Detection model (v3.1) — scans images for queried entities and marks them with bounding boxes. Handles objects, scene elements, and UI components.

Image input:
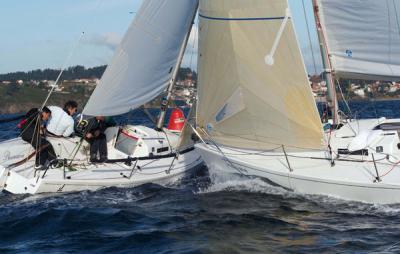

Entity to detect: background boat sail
[0,0,203,195]
[195,0,400,204]
[315,0,400,122]
[317,0,400,81]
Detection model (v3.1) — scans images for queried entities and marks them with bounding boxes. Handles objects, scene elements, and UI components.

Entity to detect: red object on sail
[167,108,185,131]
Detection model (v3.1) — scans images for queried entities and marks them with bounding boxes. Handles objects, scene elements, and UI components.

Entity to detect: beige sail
[197,0,324,151]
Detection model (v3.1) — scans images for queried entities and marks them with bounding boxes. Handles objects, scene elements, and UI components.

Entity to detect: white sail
[83,0,198,116]
[318,0,400,80]
[197,0,324,151]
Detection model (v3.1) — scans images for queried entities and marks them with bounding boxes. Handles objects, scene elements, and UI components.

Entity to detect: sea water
[1,102,400,253]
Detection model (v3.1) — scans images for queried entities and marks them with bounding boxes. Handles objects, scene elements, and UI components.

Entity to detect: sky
[0,0,323,75]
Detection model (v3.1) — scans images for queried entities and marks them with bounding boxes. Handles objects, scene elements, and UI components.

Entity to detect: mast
[312,0,339,124]
[156,6,198,131]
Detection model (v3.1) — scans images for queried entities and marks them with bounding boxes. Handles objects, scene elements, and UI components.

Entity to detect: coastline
[0,102,188,115]
[2,97,399,115]
[350,97,400,102]
[315,96,400,103]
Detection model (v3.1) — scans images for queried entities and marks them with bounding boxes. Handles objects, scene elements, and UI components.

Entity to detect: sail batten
[83,0,198,116]
[197,0,324,151]
[318,0,400,80]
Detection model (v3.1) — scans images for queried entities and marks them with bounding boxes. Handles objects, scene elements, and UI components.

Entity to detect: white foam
[199,166,400,216]
[198,167,292,198]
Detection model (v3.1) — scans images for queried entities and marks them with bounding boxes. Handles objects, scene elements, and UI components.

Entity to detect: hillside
[0,65,197,82]
[0,65,197,114]
[0,84,88,114]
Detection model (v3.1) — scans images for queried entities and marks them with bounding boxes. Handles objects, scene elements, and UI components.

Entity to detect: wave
[200,165,400,217]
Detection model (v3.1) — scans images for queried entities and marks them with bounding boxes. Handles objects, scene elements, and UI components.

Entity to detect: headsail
[197,0,324,151]
[83,0,198,116]
[317,0,400,80]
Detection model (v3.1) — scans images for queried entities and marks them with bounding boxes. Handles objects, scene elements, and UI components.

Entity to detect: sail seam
[198,14,286,21]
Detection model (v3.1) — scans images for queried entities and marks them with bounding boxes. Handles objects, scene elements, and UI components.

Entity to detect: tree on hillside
[0,65,196,82]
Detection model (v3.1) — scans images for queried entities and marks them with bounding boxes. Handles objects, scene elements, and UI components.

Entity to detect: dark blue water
[2,102,400,253]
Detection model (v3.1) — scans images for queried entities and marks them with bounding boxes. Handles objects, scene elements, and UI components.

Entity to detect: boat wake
[1,165,400,253]
[200,165,400,217]
[199,169,287,195]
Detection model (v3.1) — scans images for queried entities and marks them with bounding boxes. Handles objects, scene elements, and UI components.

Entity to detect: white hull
[196,118,400,204]
[0,150,202,195]
[0,125,203,194]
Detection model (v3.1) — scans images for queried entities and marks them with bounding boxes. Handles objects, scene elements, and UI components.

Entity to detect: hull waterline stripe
[198,14,286,21]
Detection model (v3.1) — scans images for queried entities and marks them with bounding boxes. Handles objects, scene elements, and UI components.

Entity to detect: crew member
[85,116,109,162]
[20,107,56,169]
[46,100,78,137]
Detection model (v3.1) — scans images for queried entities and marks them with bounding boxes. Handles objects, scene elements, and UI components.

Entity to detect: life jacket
[17,108,39,129]
[17,119,27,129]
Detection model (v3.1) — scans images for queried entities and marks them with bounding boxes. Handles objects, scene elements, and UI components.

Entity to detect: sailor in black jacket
[85,116,110,162]
[20,107,56,169]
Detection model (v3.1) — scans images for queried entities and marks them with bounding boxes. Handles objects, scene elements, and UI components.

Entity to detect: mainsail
[83,0,198,116]
[317,0,400,80]
[197,0,324,151]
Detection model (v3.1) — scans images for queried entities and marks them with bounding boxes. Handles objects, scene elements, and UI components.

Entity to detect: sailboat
[194,0,400,204]
[0,0,203,194]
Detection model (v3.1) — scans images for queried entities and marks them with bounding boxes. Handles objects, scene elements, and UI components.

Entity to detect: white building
[354,88,365,98]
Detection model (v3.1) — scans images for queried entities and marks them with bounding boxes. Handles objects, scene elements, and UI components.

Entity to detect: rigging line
[34,118,41,165]
[335,79,356,134]
[143,108,157,125]
[40,32,86,110]
[386,0,394,75]
[313,0,338,124]
[302,0,317,75]
[186,121,207,145]
[201,139,390,163]
[367,145,400,162]
[68,118,97,166]
[199,128,246,175]
[220,145,283,155]
[188,19,198,72]
[40,0,104,110]
[335,80,352,116]
[379,160,400,178]
[18,111,40,138]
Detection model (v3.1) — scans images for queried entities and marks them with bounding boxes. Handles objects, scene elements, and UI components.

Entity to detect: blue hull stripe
[198,13,286,21]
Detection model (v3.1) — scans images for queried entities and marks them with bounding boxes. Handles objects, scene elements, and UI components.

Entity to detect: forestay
[318,0,400,80]
[197,0,324,151]
[83,0,198,116]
